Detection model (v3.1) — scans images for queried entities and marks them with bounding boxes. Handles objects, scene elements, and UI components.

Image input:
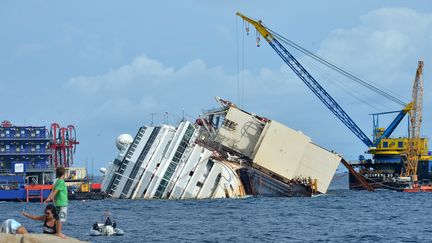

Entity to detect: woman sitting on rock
[22,204,66,239]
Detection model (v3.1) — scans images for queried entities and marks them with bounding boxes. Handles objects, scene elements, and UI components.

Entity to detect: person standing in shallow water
[22,204,66,239]
[44,166,68,223]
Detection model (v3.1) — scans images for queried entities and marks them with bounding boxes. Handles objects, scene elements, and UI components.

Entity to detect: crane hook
[245,22,250,35]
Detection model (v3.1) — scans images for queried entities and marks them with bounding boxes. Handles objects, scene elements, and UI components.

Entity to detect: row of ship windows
[154,125,195,198]
[115,125,195,198]
[0,157,48,161]
[382,141,404,148]
[1,145,43,149]
[0,160,49,164]
[0,145,44,152]
[0,130,41,136]
[121,128,161,196]
[381,141,425,148]
[0,142,47,145]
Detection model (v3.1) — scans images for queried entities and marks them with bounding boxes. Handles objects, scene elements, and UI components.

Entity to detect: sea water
[1,189,432,242]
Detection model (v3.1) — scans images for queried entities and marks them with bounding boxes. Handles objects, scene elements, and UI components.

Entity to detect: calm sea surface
[1,179,432,242]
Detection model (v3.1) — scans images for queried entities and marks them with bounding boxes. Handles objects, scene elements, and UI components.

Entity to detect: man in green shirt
[44,166,68,222]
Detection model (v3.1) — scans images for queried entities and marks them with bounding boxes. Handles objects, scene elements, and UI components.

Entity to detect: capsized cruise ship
[101,97,341,199]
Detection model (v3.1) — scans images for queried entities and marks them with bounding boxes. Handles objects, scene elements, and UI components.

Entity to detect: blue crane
[236,12,410,148]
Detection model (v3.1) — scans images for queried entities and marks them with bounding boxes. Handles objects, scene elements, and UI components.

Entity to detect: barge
[0,121,104,201]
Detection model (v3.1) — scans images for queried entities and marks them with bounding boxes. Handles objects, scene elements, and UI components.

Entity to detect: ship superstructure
[102,121,245,199]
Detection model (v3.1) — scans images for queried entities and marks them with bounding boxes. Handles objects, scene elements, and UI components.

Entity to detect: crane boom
[404,61,424,177]
[237,12,373,147]
[411,61,424,139]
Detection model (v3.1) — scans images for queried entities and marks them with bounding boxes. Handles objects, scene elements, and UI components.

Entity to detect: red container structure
[50,123,79,168]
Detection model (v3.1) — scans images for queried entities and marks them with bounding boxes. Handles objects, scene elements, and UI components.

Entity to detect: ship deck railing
[25,184,53,203]
[0,151,51,155]
[0,137,50,140]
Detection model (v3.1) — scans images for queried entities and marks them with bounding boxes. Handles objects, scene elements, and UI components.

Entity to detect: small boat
[403,182,432,193]
[89,214,124,236]
[89,223,124,236]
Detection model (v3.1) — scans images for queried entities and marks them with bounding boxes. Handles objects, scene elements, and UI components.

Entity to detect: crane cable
[235,18,246,108]
[266,27,407,107]
[296,49,386,111]
[235,17,241,106]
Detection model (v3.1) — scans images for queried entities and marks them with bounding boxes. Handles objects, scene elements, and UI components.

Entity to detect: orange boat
[403,182,432,192]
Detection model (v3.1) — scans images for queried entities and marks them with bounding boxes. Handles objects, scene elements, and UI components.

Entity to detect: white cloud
[64,7,432,163]
[66,54,304,124]
[317,7,432,92]
[300,7,432,153]
[67,55,175,93]
[92,96,159,120]
[67,55,299,96]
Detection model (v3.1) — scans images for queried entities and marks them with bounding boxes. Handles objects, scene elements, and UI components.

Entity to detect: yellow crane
[237,12,431,190]
[402,61,424,180]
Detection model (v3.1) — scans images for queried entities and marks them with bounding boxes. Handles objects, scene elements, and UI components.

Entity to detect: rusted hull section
[238,167,312,197]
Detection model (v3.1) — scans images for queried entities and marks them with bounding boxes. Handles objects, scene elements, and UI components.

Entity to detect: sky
[1,1,432,174]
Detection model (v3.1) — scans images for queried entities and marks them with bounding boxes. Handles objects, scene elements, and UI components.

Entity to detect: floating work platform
[349,160,432,192]
[101,97,341,199]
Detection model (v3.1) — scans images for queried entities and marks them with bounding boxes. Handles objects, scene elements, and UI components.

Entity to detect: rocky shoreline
[0,233,87,243]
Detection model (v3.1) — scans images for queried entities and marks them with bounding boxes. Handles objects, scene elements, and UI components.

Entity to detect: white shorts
[56,206,68,222]
[0,219,21,234]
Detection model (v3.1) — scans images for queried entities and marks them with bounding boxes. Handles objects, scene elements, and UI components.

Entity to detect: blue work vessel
[0,121,54,201]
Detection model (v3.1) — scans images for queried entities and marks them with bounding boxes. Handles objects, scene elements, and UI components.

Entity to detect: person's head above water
[44,204,59,221]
